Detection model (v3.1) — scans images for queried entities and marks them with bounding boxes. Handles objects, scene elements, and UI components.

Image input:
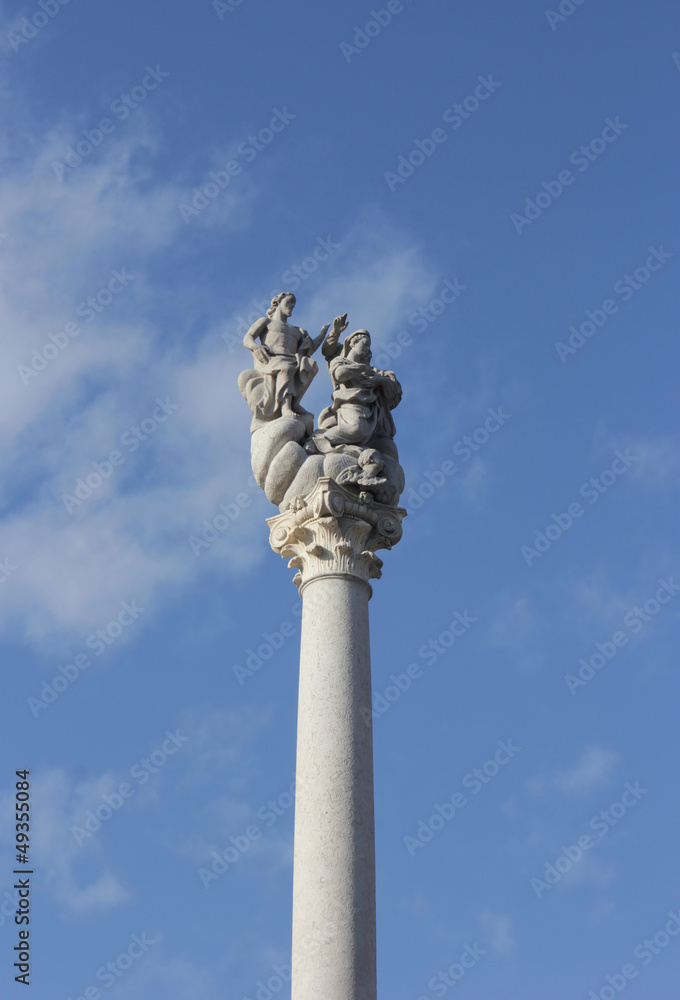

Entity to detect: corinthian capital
[266,478,406,591]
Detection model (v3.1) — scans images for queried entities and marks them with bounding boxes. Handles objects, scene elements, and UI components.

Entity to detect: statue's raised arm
[320,313,349,361]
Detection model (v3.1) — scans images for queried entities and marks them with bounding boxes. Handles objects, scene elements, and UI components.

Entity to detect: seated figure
[311,329,402,453]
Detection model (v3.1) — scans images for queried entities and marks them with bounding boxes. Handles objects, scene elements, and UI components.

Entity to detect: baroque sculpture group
[238,292,405,512]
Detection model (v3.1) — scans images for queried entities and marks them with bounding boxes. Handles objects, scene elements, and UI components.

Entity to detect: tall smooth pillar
[267,479,405,1000]
[293,573,375,999]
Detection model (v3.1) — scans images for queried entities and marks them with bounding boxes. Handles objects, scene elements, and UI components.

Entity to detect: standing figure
[240,293,347,422]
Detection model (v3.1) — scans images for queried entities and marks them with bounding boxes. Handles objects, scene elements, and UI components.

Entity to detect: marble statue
[311,328,401,449]
[239,294,404,510]
[239,292,347,431]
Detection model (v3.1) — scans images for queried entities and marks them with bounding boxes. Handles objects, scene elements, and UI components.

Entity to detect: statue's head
[268,292,296,318]
[343,330,371,363]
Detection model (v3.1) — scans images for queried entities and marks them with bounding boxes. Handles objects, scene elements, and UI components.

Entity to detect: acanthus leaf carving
[266,478,405,590]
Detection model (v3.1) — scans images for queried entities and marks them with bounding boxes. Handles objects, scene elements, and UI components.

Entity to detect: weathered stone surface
[250,415,307,490]
[266,477,405,1000]
[239,295,405,511]
[379,453,405,503]
[239,292,335,422]
[322,450,358,482]
[369,435,399,461]
[292,573,376,999]
[312,329,402,454]
[280,454,325,511]
[267,478,405,590]
[264,441,308,506]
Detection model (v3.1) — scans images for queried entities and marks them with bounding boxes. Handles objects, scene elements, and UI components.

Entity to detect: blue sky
[1,0,679,997]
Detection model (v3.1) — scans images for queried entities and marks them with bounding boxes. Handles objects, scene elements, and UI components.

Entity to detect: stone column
[267,479,405,1000]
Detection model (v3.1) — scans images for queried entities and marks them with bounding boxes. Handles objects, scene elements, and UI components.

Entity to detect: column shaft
[291,574,377,1000]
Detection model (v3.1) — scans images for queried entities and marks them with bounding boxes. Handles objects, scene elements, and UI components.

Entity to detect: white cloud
[0,705,275,916]
[179,706,272,788]
[0,91,441,655]
[483,591,543,672]
[17,768,131,916]
[587,900,617,922]
[526,747,620,799]
[157,706,296,876]
[566,571,642,628]
[553,748,620,796]
[591,425,680,495]
[458,456,491,507]
[557,851,615,891]
[96,951,218,1000]
[479,910,516,957]
[487,594,537,645]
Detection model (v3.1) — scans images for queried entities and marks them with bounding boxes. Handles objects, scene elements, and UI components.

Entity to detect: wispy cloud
[18,769,130,916]
[591,424,680,495]
[553,748,620,796]
[0,97,439,650]
[479,910,516,957]
[482,590,543,672]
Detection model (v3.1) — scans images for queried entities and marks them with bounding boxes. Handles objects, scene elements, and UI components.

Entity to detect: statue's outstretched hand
[331,313,349,338]
[321,314,348,359]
